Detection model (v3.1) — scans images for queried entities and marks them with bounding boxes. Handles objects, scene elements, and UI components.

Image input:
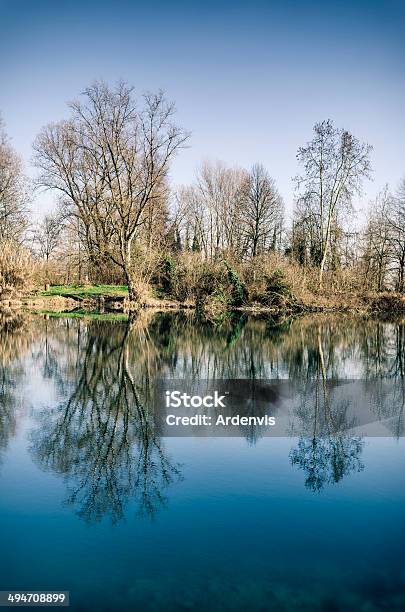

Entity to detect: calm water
[0,311,405,611]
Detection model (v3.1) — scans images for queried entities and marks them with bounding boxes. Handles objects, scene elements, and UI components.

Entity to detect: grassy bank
[40,284,128,298]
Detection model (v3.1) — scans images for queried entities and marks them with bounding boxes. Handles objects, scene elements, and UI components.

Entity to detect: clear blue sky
[1,0,404,219]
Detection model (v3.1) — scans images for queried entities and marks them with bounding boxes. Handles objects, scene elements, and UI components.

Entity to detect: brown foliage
[0,241,35,297]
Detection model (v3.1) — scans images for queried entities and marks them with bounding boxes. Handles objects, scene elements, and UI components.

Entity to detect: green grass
[40,284,128,298]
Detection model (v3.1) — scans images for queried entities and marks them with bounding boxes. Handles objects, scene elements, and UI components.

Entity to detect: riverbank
[2,284,403,318]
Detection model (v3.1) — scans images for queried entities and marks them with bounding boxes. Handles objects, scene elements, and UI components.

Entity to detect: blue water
[0,313,405,610]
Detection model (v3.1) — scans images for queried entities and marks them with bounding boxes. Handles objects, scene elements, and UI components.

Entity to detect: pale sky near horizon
[1,0,404,223]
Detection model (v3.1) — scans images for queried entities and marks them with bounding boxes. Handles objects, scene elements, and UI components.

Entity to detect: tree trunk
[398,255,405,293]
[319,212,333,288]
[377,258,383,292]
[123,240,139,305]
[319,250,327,287]
[126,271,139,303]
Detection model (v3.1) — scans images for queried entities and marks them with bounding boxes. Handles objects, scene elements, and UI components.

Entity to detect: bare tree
[0,116,29,243]
[33,82,189,302]
[295,120,372,286]
[362,187,392,291]
[362,178,405,293]
[174,162,283,261]
[239,163,283,257]
[175,161,247,259]
[386,177,405,292]
[34,211,64,262]
[195,161,247,259]
[173,185,205,253]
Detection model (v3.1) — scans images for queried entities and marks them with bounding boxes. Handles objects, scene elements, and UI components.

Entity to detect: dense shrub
[159,256,178,295]
[224,262,248,306]
[263,269,293,305]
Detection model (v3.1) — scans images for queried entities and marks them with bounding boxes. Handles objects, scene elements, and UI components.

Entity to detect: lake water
[0,311,404,611]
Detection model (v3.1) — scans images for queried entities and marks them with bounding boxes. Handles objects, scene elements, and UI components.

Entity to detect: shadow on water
[2,310,405,521]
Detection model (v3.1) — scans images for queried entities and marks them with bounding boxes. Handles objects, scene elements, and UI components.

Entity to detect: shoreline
[2,291,405,319]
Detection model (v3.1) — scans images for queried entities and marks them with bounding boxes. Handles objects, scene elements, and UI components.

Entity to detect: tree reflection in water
[288,328,365,491]
[30,314,182,523]
[0,310,33,467]
[3,310,405,519]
